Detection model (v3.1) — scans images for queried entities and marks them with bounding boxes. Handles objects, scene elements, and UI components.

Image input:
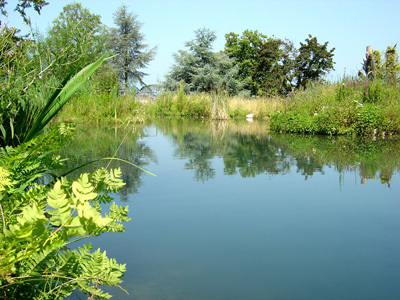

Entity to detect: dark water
[64,120,400,300]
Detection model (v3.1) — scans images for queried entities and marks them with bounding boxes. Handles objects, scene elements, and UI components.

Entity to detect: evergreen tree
[108,5,156,89]
[164,28,241,94]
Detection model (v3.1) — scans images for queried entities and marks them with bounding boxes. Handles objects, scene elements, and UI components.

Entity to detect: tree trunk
[364,45,376,80]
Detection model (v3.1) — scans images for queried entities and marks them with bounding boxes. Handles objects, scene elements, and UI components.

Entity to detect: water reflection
[62,120,400,300]
[59,120,400,193]
[158,119,400,186]
[57,125,157,201]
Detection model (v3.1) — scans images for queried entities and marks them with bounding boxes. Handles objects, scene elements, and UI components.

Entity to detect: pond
[63,119,400,300]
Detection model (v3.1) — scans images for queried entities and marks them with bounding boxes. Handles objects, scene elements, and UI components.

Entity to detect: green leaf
[23,52,111,143]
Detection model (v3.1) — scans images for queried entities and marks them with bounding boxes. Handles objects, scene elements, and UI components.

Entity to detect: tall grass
[58,91,284,123]
[229,96,284,119]
[270,78,400,135]
[57,90,148,124]
[145,91,211,118]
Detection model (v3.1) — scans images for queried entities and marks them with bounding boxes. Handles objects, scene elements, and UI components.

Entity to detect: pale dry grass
[229,96,284,118]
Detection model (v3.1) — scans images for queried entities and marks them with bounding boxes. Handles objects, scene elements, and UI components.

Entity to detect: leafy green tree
[46,3,107,79]
[294,34,335,89]
[0,0,48,25]
[224,30,267,95]
[108,5,156,89]
[165,27,241,94]
[254,37,297,95]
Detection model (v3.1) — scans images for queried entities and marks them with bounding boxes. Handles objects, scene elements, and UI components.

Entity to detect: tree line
[2,1,337,97]
[3,1,398,99]
[165,28,336,96]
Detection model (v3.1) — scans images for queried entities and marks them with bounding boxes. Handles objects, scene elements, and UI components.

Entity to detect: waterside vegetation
[1,0,399,299]
[56,75,400,136]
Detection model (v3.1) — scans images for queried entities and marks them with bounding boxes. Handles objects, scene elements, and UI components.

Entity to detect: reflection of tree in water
[56,125,157,201]
[180,133,216,183]
[159,120,293,181]
[158,120,400,186]
[223,134,292,177]
[270,133,400,186]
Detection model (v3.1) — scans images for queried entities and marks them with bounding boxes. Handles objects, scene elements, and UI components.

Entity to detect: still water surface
[65,120,400,300]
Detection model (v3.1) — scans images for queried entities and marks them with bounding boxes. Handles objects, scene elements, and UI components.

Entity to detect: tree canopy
[225,31,335,95]
[45,3,107,79]
[294,34,335,89]
[108,5,156,89]
[224,30,267,95]
[164,27,241,94]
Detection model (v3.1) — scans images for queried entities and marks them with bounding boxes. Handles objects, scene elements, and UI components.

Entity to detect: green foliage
[108,5,156,88]
[224,30,267,95]
[254,37,297,96]
[148,91,211,118]
[91,61,120,93]
[26,52,112,142]
[355,105,386,135]
[270,78,400,136]
[58,90,148,124]
[294,34,335,89]
[0,33,111,147]
[164,28,241,95]
[360,45,399,83]
[383,45,399,82]
[229,107,250,119]
[0,24,59,147]
[362,78,385,103]
[0,126,130,299]
[224,31,334,95]
[270,110,317,134]
[46,3,108,80]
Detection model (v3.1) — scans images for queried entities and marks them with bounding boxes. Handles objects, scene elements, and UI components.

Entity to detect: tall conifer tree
[108,5,156,89]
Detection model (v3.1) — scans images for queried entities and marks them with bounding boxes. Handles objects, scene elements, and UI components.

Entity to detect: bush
[355,105,387,135]
[270,110,317,134]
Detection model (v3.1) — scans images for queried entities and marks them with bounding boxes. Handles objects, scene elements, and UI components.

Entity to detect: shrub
[355,105,387,135]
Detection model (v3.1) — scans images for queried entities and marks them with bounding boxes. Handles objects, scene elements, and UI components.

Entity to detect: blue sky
[4,0,400,85]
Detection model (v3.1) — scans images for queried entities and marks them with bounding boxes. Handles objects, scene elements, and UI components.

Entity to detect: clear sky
[4,0,400,85]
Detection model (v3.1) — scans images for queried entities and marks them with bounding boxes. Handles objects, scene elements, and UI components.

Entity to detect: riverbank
[56,78,400,136]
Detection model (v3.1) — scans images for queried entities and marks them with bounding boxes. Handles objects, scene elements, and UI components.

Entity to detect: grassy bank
[56,78,400,136]
[56,90,284,123]
[270,78,400,135]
